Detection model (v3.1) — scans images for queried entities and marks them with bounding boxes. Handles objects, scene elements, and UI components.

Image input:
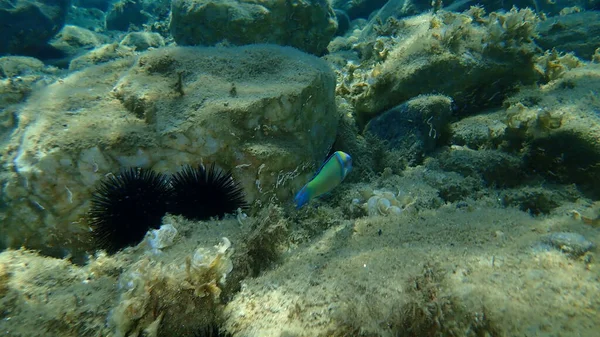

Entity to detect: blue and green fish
[294,151,352,208]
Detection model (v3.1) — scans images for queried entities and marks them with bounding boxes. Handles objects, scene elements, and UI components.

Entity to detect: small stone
[545,232,594,257]
[120,32,165,51]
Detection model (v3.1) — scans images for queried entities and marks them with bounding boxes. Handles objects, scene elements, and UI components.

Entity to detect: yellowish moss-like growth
[330,263,501,337]
[110,238,235,337]
[0,261,9,297]
[593,48,600,63]
[506,102,563,137]
[184,238,234,299]
[335,6,542,121]
[535,48,582,83]
[394,264,500,337]
[241,204,288,276]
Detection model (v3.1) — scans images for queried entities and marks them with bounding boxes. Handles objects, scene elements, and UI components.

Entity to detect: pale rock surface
[0,44,337,257]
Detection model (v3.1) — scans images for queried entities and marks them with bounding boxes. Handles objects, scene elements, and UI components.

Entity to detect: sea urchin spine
[168,164,247,221]
[88,168,172,254]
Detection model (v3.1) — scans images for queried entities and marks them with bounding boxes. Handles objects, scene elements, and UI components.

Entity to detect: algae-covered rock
[105,0,147,31]
[536,11,600,61]
[449,109,508,149]
[65,6,106,32]
[335,8,540,124]
[0,249,117,336]
[48,25,110,67]
[68,42,136,70]
[0,56,45,78]
[120,32,165,51]
[365,94,454,165]
[0,212,253,337]
[0,0,70,55]
[170,0,338,56]
[504,62,600,195]
[0,56,57,108]
[0,44,337,257]
[544,232,595,257]
[0,56,57,147]
[51,25,109,52]
[433,147,525,188]
[500,185,580,215]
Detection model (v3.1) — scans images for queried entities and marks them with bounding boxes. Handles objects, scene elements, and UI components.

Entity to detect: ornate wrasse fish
[294,151,353,209]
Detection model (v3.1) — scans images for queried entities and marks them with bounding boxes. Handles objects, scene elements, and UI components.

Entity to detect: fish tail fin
[294,185,311,209]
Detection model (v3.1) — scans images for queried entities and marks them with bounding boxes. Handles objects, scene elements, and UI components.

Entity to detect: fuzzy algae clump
[110,237,234,337]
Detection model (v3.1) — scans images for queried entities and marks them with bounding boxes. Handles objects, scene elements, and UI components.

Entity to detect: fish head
[335,151,353,177]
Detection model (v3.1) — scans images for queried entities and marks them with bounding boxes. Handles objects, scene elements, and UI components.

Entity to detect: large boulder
[0,44,337,257]
[170,0,338,56]
[0,0,70,55]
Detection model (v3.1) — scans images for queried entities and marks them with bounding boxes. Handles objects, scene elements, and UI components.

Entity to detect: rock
[536,12,600,61]
[105,0,147,31]
[69,43,136,71]
[334,9,350,36]
[329,0,388,20]
[66,6,106,32]
[52,25,108,51]
[422,170,483,203]
[0,0,70,55]
[545,232,594,257]
[48,25,110,67]
[0,45,337,257]
[433,147,525,188]
[503,62,600,194]
[354,0,434,40]
[0,56,45,78]
[365,94,454,165]
[449,110,507,149]
[337,9,540,123]
[500,186,579,215]
[170,0,338,56]
[0,56,57,108]
[120,32,165,51]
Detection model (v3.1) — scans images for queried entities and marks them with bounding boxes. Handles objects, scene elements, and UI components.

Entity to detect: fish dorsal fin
[312,151,345,179]
[312,152,334,177]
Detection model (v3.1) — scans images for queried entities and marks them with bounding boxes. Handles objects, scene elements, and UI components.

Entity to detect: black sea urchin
[168,164,247,220]
[89,168,171,254]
